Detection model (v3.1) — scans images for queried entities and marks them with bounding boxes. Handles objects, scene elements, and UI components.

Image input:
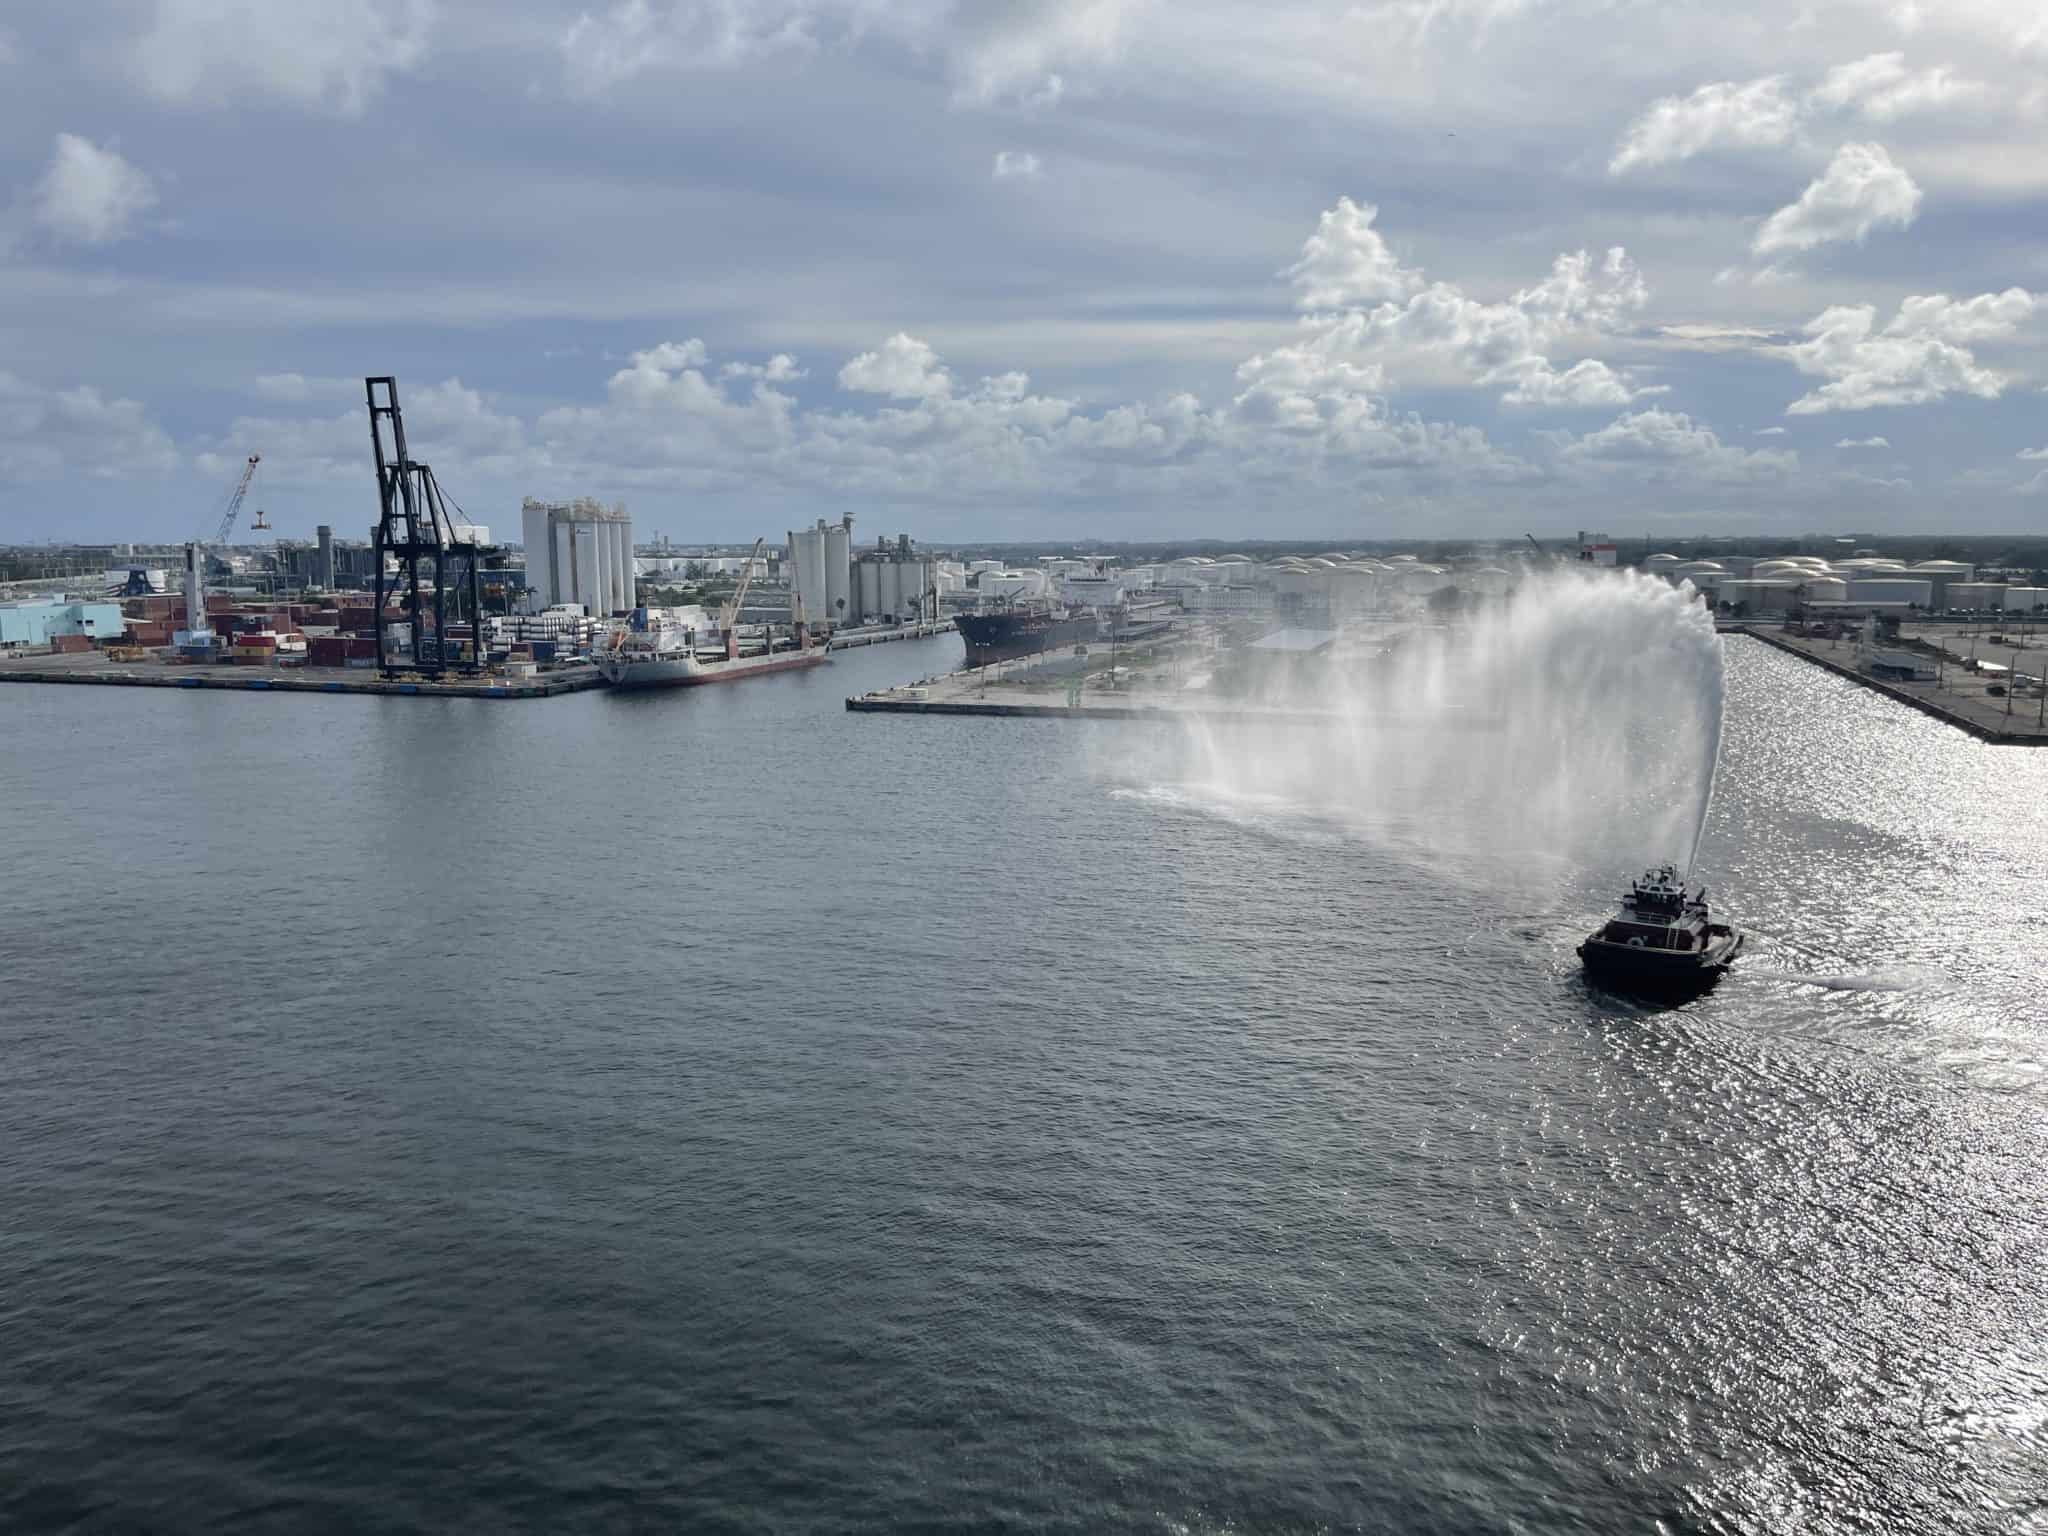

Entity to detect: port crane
[366,377,485,678]
[718,538,766,660]
[177,453,261,649]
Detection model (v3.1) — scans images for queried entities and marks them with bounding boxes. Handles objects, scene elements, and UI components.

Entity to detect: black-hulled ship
[1579,865,1743,992]
[953,600,1099,666]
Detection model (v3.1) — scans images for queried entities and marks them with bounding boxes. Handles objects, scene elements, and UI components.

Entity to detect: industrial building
[787,515,855,629]
[853,535,935,625]
[0,598,128,648]
[521,498,634,617]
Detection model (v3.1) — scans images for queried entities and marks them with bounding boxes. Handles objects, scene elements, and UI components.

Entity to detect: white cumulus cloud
[1283,197,1423,309]
[1609,76,1802,173]
[1251,202,1653,409]
[1809,52,1978,122]
[1561,409,1798,481]
[1784,288,2037,414]
[838,333,954,399]
[992,150,1043,180]
[2017,446,2048,460]
[1752,142,1921,256]
[32,134,157,247]
[1835,435,1890,447]
[1609,54,1985,176]
[128,0,433,114]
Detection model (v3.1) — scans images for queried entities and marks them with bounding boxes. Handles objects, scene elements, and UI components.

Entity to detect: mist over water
[1143,569,1726,892]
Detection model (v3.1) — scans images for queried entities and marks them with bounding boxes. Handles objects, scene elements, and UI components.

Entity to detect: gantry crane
[366,377,484,677]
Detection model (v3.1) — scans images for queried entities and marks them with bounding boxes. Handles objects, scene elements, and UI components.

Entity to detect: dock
[0,619,953,700]
[1738,626,2048,744]
[846,656,1495,728]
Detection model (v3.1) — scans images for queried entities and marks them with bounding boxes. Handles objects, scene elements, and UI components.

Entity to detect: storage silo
[2003,587,2048,613]
[610,516,634,611]
[787,521,829,627]
[1804,577,1849,604]
[855,559,881,624]
[825,515,853,626]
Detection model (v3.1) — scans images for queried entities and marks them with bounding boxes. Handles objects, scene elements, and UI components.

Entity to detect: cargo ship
[954,600,1099,665]
[596,606,828,689]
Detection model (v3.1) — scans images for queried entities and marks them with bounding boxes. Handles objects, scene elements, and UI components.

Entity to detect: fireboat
[1579,865,1743,992]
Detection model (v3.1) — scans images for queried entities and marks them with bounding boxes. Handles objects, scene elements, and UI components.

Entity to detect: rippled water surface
[2,635,2044,1532]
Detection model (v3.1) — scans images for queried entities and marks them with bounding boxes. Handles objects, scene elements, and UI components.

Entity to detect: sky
[2,0,2046,545]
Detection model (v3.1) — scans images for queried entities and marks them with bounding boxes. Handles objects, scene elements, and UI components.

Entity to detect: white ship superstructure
[595,605,828,689]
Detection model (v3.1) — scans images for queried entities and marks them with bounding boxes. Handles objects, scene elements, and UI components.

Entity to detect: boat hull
[953,610,1098,666]
[1579,924,1744,993]
[596,648,830,689]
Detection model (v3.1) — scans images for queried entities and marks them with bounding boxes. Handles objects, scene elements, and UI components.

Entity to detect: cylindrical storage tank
[825,519,852,625]
[856,561,880,624]
[554,522,576,608]
[1803,577,1849,603]
[612,519,633,612]
[591,518,613,615]
[572,524,600,615]
[1752,560,1809,580]
[1846,578,1934,607]
[1644,553,1681,571]
[2003,587,2048,613]
[1947,582,2006,611]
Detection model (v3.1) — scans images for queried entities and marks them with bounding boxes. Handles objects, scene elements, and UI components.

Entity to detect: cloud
[562,0,818,92]
[1560,408,1798,482]
[32,134,157,247]
[0,371,178,481]
[1809,52,1978,122]
[1835,435,1889,448]
[1755,426,1788,435]
[127,0,433,114]
[1609,76,1802,173]
[1252,202,1654,408]
[204,377,525,486]
[721,354,806,382]
[558,0,1145,104]
[1608,53,1986,176]
[1784,288,2038,414]
[992,150,1043,180]
[839,333,954,399]
[1752,142,1921,256]
[2018,446,2048,460]
[1284,197,1423,310]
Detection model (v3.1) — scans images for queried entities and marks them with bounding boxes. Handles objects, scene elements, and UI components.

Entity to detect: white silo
[825,515,853,626]
[610,516,633,611]
[855,559,881,624]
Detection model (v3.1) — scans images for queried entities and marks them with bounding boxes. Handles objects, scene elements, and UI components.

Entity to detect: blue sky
[2,0,2045,543]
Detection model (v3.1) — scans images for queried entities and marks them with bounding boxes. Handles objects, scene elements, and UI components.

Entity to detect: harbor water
[2,635,2044,1532]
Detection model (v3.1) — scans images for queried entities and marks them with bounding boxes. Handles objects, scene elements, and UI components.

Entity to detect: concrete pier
[1739,626,2048,744]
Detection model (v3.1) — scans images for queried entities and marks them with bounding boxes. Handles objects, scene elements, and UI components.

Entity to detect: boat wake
[1741,966,1945,994]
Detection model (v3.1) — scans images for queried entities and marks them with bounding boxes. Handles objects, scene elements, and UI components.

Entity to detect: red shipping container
[52,634,94,654]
